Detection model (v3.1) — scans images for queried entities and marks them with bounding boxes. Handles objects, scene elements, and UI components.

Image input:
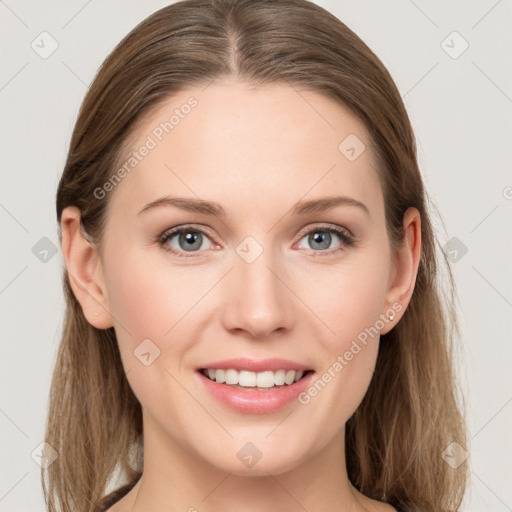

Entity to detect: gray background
[1,0,511,510]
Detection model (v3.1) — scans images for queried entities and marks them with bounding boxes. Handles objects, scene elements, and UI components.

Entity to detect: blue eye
[296,226,354,253]
[159,226,214,257]
[158,224,355,258]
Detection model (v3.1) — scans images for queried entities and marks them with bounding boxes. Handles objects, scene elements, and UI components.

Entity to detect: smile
[200,368,312,390]
[195,358,315,413]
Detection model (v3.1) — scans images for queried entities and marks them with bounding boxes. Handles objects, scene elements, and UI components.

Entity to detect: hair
[45,0,468,510]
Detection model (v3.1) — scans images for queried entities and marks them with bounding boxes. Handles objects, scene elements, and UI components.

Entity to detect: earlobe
[60,206,114,329]
[380,207,422,335]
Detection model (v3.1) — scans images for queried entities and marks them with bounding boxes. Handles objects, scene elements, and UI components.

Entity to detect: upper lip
[197,358,313,373]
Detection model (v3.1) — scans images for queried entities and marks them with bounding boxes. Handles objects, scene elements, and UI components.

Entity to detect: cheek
[300,254,390,352]
[104,246,208,342]
[102,247,208,410]
[294,251,390,418]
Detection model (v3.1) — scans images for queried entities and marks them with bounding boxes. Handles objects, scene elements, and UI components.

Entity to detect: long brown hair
[46,0,468,510]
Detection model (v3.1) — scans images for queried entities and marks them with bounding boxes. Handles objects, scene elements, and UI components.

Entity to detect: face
[93,79,402,475]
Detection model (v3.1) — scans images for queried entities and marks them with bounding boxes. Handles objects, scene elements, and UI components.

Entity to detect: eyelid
[159,223,217,242]
[295,222,354,241]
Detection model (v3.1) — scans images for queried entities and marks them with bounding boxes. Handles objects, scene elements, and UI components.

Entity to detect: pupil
[180,231,202,251]
[310,231,331,250]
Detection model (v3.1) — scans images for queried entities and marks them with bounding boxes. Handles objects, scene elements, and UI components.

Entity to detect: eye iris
[309,231,331,250]
[179,231,202,251]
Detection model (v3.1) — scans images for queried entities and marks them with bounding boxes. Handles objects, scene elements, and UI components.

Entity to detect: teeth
[256,371,274,388]
[202,368,307,387]
[239,370,256,387]
[274,369,286,385]
[225,369,238,385]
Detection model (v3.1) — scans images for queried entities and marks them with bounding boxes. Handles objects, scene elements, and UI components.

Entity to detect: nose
[221,247,295,340]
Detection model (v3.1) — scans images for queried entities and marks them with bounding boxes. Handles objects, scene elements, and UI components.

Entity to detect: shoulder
[369,502,399,512]
[355,493,399,512]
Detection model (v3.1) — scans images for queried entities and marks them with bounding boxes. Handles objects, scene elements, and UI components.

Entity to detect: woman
[43,0,468,510]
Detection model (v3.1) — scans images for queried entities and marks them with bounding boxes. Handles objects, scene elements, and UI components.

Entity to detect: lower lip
[197,370,315,414]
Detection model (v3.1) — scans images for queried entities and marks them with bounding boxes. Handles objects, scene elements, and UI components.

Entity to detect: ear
[380,206,422,335]
[60,206,114,329]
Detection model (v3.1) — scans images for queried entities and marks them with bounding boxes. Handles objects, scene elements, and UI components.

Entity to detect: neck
[125,411,369,512]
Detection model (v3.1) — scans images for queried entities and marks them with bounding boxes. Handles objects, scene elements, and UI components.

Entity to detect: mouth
[198,367,315,391]
[195,357,316,413]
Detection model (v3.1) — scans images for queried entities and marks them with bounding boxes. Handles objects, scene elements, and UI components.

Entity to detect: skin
[60,78,421,512]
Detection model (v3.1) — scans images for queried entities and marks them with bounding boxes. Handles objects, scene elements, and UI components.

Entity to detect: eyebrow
[137,195,370,217]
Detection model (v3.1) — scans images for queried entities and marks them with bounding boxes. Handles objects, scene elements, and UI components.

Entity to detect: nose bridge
[222,235,294,338]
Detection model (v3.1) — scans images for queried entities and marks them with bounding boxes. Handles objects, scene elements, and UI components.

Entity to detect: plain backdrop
[1,1,511,510]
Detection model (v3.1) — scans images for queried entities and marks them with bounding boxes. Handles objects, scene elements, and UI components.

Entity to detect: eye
[158,223,355,259]
[295,224,355,254]
[159,225,216,258]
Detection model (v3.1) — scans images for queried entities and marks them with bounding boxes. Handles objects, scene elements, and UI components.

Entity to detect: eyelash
[157,223,356,259]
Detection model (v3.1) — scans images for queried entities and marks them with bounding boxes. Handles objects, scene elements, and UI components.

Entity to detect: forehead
[108,80,383,220]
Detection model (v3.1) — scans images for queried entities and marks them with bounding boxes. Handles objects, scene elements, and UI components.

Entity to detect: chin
[198,438,310,476]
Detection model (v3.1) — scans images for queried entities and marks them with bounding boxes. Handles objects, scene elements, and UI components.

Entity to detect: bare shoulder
[102,497,126,512]
[103,500,127,512]
[105,484,397,512]
[102,501,119,512]
[365,501,397,512]
[355,492,398,512]
[104,498,397,512]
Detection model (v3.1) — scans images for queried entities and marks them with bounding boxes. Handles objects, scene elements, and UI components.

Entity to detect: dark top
[97,480,139,512]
